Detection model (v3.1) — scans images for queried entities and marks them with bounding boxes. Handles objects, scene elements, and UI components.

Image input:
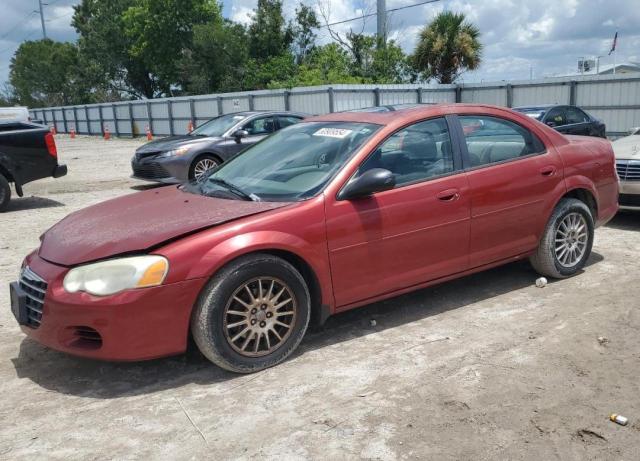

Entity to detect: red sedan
[10,104,619,373]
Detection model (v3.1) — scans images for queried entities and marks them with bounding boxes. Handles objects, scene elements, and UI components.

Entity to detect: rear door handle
[540,166,557,177]
[436,188,460,201]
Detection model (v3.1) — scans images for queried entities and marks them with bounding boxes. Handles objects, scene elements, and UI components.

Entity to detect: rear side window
[566,107,590,124]
[277,116,302,129]
[460,116,546,168]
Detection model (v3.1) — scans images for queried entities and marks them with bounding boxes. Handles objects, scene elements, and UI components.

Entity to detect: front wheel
[0,174,11,212]
[530,198,594,279]
[189,155,220,182]
[191,254,311,373]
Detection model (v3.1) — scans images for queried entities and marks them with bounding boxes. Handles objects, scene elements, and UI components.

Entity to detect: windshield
[514,108,546,121]
[190,113,247,137]
[194,121,380,202]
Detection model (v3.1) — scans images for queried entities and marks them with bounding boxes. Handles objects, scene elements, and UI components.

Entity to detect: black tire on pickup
[0,173,11,212]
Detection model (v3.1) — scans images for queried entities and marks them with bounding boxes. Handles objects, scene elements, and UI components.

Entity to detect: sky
[1,0,639,89]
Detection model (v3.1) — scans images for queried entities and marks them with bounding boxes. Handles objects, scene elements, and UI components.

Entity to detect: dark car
[131,111,307,183]
[0,121,67,211]
[513,105,606,138]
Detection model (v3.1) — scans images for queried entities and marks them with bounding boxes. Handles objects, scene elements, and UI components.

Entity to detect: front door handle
[436,188,460,201]
[540,166,557,177]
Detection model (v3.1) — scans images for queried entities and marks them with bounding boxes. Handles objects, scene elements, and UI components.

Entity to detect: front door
[457,114,565,267]
[224,115,276,156]
[325,117,471,308]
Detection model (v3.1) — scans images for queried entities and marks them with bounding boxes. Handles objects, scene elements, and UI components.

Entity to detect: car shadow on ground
[11,253,605,399]
[606,210,639,231]
[4,196,65,212]
[130,183,166,191]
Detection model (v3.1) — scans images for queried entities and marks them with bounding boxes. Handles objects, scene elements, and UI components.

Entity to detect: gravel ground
[0,135,639,460]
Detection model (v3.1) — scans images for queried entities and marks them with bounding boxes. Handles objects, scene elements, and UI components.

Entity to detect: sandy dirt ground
[0,135,639,460]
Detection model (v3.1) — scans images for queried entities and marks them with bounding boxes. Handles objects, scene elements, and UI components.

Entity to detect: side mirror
[338,168,396,200]
[546,121,556,127]
[232,129,248,142]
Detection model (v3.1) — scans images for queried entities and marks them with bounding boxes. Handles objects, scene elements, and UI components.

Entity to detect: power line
[320,0,442,28]
[0,10,37,40]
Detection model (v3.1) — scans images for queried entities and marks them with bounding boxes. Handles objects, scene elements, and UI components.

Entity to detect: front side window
[357,118,454,187]
[460,116,546,167]
[193,122,380,201]
[243,116,275,135]
[545,108,567,127]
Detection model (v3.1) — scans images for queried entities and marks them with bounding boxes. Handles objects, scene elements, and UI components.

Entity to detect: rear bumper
[14,253,206,361]
[53,164,67,178]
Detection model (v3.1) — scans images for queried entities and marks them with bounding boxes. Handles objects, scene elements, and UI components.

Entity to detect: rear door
[325,116,471,307]
[457,114,564,267]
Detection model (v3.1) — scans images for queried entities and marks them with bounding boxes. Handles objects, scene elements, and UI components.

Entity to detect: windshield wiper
[206,178,260,201]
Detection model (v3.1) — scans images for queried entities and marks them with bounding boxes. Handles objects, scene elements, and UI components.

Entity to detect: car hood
[612,135,640,160]
[136,135,222,153]
[39,186,289,266]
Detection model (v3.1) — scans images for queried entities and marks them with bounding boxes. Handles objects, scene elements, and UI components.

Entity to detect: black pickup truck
[0,122,67,211]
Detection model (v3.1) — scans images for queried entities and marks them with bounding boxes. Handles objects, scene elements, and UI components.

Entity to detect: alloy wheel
[555,212,588,268]
[193,158,218,181]
[223,277,297,357]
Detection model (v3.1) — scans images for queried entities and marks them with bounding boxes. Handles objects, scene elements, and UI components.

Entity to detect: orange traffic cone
[187,120,194,132]
[146,125,153,141]
[70,127,76,139]
[103,126,111,140]
[50,125,57,135]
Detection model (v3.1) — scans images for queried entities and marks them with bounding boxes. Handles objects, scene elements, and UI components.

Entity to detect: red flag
[609,32,618,55]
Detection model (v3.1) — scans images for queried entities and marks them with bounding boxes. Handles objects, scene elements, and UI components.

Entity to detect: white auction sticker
[313,128,352,138]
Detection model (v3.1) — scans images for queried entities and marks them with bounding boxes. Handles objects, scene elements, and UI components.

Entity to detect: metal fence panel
[512,84,571,107]
[30,77,640,138]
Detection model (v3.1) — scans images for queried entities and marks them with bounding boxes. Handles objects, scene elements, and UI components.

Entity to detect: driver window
[358,118,454,187]
[546,108,567,126]
[243,116,275,135]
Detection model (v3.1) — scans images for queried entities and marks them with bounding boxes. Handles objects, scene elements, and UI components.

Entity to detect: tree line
[2,0,482,108]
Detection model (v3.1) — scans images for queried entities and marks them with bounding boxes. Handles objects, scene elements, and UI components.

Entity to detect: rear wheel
[530,198,594,279]
[191,254,311,373]
[189,155,220,182]
[0,174,11,212]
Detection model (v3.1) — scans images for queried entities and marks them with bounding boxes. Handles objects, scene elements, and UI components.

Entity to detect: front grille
[619,194,640,207]
[19,267,47,328]
[616,160,640,181]
[136,151,161,160]
[132,162,171,179]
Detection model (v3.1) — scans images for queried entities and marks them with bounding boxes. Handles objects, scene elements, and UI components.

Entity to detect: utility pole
[376,0,386,48]
[38,0,47,39]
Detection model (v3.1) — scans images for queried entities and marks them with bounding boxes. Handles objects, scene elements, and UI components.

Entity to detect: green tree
[247,0,293,62]
[412,11,482,83]
[9,39,90,107]
[72,0,219,98]
[290,4,319,65]
[180,19,251,93]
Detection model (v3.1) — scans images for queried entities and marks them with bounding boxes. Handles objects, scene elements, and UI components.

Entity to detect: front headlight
[160,146,191,158]
[63,255,169,296]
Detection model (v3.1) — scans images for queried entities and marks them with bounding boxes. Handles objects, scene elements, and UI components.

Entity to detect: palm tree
[412,11,482,84]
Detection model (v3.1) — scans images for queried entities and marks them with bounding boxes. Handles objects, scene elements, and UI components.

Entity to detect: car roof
[513,105,557,111]
[225,110,308,117]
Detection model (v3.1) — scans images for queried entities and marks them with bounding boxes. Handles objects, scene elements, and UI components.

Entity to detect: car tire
[189,154,220,182]
[191,253,311,373]
[0,174,11,212]
[529,198,594,279]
